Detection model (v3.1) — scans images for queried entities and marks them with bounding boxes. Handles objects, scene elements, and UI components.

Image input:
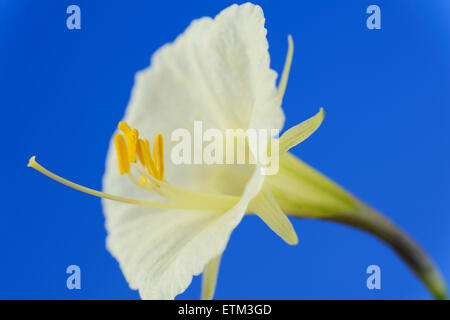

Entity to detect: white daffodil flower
[101,3,325,300]
[29,3,447,300]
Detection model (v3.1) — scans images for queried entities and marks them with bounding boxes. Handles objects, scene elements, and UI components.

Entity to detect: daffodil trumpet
[28,3,446,300]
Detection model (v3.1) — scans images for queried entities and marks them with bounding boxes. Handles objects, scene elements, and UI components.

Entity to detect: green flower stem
[270,153,447,299]
[319,203,447,300]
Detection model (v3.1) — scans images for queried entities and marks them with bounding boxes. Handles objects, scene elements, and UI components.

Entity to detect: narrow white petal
[279,108,324,154]
[201,254,222,300]
[278,35,294,102]
[248,184,298,245]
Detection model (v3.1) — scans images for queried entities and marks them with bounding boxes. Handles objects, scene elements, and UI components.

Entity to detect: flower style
[28,3,447,300]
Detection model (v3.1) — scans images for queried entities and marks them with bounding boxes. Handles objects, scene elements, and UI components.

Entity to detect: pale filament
[28,121,240,212]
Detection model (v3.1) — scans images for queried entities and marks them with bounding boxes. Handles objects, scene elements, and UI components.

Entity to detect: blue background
[1,0,449,299]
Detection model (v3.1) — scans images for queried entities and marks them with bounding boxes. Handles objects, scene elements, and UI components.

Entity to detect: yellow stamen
[140,138,157,178]
[114,133,130,175]
[118,121,131,134]
[27,156,191,209]
[136,138,146,166]
[117,121,163,180]
[153,134,164,180]
[125,129,139,163]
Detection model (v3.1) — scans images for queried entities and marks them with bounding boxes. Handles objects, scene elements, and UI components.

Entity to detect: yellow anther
[114,133,130,175]
[136,138,146,166]
[153,134,164,180]
[140,138,157,178]
[116,121,163,181]
[118,121,131,134]
[125,129,139,163]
